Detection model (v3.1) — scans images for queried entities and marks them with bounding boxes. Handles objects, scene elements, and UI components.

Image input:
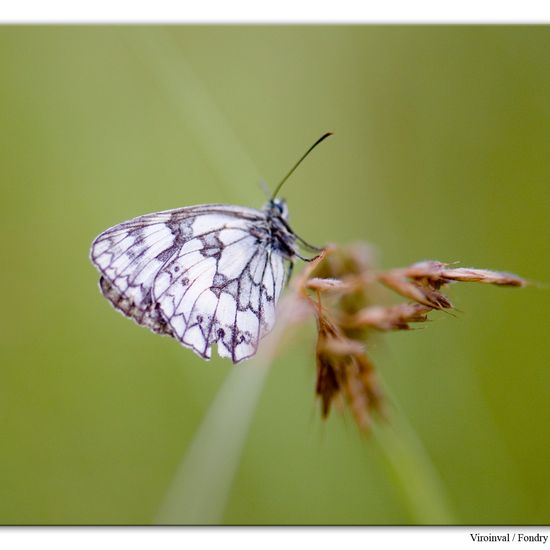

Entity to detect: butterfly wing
[90,205,287,363]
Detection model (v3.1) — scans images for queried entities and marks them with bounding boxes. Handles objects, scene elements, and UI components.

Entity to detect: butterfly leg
[295,233,324,253]
[285,261,294,286]
[295,251,322,262]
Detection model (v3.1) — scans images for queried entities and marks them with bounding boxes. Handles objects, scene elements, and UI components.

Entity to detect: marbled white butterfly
[90,133,331,363]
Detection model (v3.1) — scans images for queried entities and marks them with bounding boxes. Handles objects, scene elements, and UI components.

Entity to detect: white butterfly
[90,134,331,363]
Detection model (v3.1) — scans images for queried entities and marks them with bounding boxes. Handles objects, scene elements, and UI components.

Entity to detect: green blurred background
[0,26,549,525]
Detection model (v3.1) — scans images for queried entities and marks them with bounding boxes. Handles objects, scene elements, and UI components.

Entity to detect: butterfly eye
[272,199,287,217]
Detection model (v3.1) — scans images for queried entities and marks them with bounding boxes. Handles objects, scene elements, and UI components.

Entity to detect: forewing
[90,205,263,334]
[153,222,287,363]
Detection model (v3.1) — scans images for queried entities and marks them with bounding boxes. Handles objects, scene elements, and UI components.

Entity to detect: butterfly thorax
[250,198,297,261]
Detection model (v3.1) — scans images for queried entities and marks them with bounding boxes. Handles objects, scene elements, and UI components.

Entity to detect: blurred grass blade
[155,298,299,524]
[131,27,260,204]
[373,412,458,524]
[155,362,270,524]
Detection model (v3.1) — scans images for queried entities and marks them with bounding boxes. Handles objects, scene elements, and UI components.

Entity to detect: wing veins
[93,224,167,256]
[251,248,271,357]
[230,245,269,362]
[154,233,255,305]
[97,225,170,272]
[180,239,264,345]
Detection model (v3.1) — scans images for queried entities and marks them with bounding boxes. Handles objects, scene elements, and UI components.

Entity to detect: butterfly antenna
[258,179,271,199]
[271,132,333,200]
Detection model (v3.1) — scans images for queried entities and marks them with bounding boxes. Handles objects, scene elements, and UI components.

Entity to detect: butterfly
[90,133,331,363]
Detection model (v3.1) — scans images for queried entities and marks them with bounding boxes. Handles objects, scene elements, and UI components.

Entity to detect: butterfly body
[90,198,308,363]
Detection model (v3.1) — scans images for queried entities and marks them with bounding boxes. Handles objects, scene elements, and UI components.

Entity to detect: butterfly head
[264,198,289,220]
